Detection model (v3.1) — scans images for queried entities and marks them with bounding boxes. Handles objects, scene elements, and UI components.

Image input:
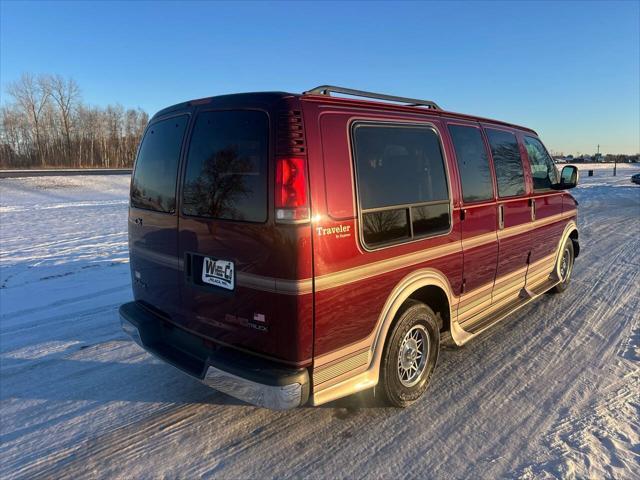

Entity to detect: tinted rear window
[182,110,268,222]
[485,129,526,198]
[353,124,448,210]
[131,115,188,213]
[449,125,494,203]
[352,123,450,248]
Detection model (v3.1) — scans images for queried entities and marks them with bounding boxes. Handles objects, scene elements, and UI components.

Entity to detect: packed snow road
[1,167,639,479]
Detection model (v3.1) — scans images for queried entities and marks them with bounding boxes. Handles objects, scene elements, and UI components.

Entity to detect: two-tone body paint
[304,104,462,359]
[300,96,574,397]
[129,91,577,406]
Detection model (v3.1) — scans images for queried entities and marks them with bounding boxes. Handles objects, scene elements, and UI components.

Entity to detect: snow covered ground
[1,166,639,479]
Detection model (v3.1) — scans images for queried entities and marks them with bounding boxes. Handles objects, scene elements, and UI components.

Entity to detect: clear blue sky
[1,0,638,154]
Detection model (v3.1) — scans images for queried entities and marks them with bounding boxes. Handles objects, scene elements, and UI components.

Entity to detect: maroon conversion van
[120,86,580,409]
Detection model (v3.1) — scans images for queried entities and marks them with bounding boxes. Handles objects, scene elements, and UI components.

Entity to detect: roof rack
[303,85,441,110]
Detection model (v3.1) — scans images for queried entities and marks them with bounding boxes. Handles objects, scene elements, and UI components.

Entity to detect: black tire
[379,300,440,408]
[551,240,575,294]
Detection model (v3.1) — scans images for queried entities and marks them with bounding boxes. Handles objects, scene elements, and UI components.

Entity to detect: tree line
[0,73,149,169]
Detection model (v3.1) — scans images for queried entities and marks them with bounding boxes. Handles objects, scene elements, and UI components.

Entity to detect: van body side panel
[456,204,498,319]
[492,198,531,304]
[312,251,462,356]
[316,109,356,220]
[525,193,564,273]
[307,106,462,358]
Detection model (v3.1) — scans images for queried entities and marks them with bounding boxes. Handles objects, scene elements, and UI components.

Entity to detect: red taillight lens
[275,157,309,222]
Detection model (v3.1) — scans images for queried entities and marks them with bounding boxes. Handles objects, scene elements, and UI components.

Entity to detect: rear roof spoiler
[303,85,441,110]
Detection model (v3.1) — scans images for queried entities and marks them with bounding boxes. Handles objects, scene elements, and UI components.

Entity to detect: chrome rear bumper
[119,302,309,410]
[202,366,303,410]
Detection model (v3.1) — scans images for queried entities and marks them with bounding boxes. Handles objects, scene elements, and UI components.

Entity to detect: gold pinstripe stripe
[313,241,461,291]
[497,210,576,240]
[461,231,498,250]
[222,210,576,295]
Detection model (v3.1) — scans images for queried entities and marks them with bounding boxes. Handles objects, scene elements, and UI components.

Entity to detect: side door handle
[529,198,536,222]
[498,204,505,230]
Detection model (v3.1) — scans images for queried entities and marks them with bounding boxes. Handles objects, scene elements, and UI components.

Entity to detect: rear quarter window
[131,115,189,213]
[182,110,269,222]
[351,123,450,248]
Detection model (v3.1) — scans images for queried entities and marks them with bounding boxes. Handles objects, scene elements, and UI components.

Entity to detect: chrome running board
[455,276,560,339]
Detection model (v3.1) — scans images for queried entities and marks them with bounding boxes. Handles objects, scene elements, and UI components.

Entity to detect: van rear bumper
[119,301,309,410]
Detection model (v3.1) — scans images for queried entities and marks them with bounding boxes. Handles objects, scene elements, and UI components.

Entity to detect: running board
[462,277,559,336]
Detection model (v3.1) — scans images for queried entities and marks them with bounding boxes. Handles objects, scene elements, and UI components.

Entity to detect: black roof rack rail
[303,85,441,110]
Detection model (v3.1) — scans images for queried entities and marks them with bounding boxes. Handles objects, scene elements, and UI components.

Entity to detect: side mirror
[553,165,579,190]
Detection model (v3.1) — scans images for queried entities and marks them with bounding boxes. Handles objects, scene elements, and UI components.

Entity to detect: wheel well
[569,230,580,258]
[408,285,450,333]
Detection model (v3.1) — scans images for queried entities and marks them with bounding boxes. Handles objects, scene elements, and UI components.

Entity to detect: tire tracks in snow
[2,174,639,479]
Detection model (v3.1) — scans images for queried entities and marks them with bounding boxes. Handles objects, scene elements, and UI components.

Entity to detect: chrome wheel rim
[559,247,573,282]
[397,325,429,387]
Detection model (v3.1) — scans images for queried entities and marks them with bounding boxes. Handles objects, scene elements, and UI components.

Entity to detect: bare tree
[6,73,51,166]
[0,72,149,169]
[47,74,80,163]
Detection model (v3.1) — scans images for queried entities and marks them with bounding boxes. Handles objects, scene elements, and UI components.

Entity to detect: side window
[131,115,188,213]
[448,125,494,203]
[485,129,526,197]
[182,110,269,222]
[524,136,558,190]
[352,123,450,248]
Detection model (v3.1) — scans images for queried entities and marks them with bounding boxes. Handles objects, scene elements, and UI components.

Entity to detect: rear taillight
[275,156,309,222]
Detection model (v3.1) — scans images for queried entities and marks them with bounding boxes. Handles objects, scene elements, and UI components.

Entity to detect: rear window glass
[182,111,268,222]
[131,115,188,213]
[485,129,526,198]
[352,123,450,248]
[449,125,494,203]
[353,125,448,209]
